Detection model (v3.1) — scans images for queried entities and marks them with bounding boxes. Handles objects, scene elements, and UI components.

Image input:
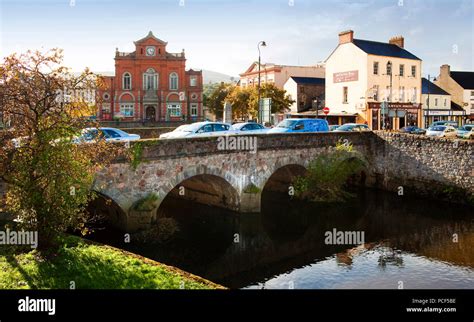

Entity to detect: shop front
[423,109,466,127]
[367,102,422,130]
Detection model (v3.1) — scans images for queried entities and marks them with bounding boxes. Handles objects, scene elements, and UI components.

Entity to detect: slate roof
[353,39,421,60]
[290,77,325,85]
[450,71,474,89]
[422,78,449,95]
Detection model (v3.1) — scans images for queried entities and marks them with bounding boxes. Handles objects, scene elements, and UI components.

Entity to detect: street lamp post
[257,41,266,123]
[385,61,393,130]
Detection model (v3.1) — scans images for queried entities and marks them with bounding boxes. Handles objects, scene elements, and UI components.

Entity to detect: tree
[225,86,252,120]
[0,49,120,251]
[204,82,233,119]
[249,83,294,115]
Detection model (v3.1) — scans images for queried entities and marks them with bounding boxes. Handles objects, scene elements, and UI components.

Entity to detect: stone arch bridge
[93,132,473,232]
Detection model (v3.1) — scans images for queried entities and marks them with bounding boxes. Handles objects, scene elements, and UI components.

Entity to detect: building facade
[98,31,203,122]
[434,65,474,123]
[421,77,466,127]
[283,77,325,113]
[325,30,423,129]
[239,63,325,89]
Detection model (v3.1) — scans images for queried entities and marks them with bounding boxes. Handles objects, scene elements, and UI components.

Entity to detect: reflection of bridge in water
[100,189,473,288]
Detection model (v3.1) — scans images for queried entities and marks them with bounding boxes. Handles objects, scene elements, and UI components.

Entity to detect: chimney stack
[440,64,451,77]
[339,30,354,44]
[389,36,404,48]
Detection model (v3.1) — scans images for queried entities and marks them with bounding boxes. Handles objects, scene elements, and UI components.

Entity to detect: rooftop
[450,71,474,89]
[422,78,449,95]
[289,77,325,85]
[353,39,421,60]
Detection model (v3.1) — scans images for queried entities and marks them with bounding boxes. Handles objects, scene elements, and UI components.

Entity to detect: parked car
[425,125,457,138]
[75,127,140,143]
[229,122,268,134]
[159,121,231,139]
[456,124,474,139]
[399,126,426,135]
[334,123,371,132]
[428,121,459,129]
[329,125,341,131]
[267,118,329,133]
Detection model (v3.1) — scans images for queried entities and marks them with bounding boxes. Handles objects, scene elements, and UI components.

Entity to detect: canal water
[88,189,474,289]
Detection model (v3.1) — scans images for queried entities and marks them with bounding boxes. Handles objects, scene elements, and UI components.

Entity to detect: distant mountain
[198,69,238,84]
[87,69,238,84]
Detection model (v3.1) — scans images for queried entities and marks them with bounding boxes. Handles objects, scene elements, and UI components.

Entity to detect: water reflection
[89,189,474,289]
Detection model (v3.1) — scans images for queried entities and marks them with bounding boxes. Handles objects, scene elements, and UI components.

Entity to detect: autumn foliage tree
[206,83,294,121]
[0,49,120,251]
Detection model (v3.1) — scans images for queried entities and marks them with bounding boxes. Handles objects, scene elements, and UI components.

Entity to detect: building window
[386,62,392,75]
[412,87,417,102]
[373,62,379,75]
[399,64,404,76]
[167,103,181,117]
[190,103,198,116]
[400,86,405,101]
[143,68,158,90]
[122,72,131,90]
[120,103,134,117]
[169,72,178,90]
[435,98,438,106]
[342,87,348,103]
[444,99,447,107]
[411,66,416,77]
[190,76,197,87]
[373,85,379,101]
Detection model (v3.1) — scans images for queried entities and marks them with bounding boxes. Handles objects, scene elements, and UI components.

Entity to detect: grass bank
[0,235,222,289]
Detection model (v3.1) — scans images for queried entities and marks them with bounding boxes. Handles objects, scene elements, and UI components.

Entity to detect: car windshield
[460,125,473,131]
[231,123,246,130]
[82,129,101,140]
[182,123,207,132]
[277,120,298,128]
[173,125,192,132]
[430,126,446,131]
[337,124,355,131]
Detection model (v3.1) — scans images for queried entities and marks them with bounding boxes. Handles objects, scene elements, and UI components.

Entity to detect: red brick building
[98,31,203,122]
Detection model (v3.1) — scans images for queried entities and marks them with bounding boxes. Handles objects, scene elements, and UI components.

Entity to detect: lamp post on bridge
[257,41,267,124]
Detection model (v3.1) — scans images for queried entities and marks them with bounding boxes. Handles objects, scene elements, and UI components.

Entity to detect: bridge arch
[86,191,127,230]
[262,163,307,194]
[157,173,240,217]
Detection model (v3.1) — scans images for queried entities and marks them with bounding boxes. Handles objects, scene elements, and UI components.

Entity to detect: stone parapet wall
[372,131,473,197]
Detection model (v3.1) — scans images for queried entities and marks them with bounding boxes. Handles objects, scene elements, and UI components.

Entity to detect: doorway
[145,105,156,121]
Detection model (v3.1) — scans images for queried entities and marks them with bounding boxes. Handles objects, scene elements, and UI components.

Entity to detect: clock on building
[146,46,155,56]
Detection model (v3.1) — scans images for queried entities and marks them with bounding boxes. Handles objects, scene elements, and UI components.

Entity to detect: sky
[0,0,473,77]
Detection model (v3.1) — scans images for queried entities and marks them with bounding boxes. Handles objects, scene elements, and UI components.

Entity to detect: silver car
[159,122,231,139]
[229,122,268,135]
[76,127,140,143]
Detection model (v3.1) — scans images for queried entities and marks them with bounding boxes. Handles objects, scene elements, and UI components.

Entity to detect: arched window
[169,72,178,90]
[122,72,131,90]
[143,68,158,90]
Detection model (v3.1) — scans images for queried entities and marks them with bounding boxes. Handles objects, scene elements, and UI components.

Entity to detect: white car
[76,127,140,143]
[159,122,231,139]
[229,122,268,135]
[425,125,457,138]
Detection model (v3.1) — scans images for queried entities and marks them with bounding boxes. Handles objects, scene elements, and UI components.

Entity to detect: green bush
[133,193,160,211]
[294,140,367,202]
